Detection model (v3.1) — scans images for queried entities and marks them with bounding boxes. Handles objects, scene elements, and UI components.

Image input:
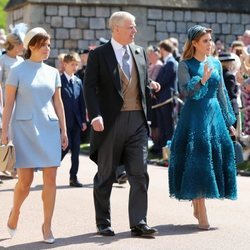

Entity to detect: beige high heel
[196,199,210,230]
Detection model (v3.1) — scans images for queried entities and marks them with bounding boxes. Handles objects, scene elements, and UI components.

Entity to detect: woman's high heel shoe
[42,224,55,244]
[7,210,17,238]
[196,199,210,230]
[7,226,17,238]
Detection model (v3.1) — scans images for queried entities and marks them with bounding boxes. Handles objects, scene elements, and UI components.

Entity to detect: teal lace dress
[168,56,237,200]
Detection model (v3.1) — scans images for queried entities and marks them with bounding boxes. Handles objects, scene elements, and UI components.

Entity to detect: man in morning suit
[84,11,161,237]
[61,52,87,187]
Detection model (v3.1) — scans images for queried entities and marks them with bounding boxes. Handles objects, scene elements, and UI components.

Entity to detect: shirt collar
[163,53,173,64]
[111,38,124,51]
[64,72,75,83]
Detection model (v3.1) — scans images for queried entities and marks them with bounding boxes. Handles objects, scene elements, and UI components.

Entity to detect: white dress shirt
[111,38,132,75]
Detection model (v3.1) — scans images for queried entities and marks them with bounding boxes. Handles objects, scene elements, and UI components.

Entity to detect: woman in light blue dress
[168,25,237,230]
[1,27,68,243]
[0,23,27,178]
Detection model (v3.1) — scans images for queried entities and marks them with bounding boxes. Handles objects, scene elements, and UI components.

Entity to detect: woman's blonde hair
[182,26,212,60]
[3,33,22,51]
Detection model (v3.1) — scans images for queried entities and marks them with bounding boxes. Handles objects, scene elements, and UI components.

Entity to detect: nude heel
[196,199,210,230]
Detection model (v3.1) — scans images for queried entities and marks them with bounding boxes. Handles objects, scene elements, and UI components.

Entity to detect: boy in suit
[61,52,87,187]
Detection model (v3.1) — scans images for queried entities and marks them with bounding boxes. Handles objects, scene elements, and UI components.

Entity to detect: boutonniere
[135,48,141,54]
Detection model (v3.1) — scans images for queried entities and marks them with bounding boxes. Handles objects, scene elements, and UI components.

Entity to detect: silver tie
[122,46,130,79]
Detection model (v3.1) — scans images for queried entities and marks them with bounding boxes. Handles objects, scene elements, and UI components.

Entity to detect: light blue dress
[168,56,237,200]
[0,54,24,103]
[7,60,61,168]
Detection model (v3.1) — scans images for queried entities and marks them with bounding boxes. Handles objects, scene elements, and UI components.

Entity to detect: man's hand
[150,81,161,93]
[92,117,104,132]
[81,122,87,132]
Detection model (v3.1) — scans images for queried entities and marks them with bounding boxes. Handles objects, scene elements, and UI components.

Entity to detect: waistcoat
[119,59,142,111]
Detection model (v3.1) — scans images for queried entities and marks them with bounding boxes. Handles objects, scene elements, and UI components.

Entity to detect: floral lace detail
[186,75,208,100]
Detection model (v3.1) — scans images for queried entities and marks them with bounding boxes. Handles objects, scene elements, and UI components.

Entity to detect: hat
[218,52,235,62]
[188,25,211,41]
[99,37,109,45]
[9,23,28,43]
[23,27,47,49]
[78,49,89,54]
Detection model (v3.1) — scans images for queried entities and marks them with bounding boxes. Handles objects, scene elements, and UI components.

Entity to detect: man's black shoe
[117,173,128,185]
[131,224,158,236]
[97,224,115,236]
[70,179,83,187]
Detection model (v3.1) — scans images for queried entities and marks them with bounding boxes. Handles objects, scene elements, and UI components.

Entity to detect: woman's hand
[229,126,236,136]
[201,63,213,84]
[61,132,68,151]
[1,132,8,145]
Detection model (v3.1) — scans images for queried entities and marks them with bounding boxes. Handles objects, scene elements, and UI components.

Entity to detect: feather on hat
[9,23,28,43]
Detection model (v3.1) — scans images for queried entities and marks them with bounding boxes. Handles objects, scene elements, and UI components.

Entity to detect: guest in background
[219,52,239,128]
[0,28,6,55]
[57,52,66,75]
[61,52,87,187]
[147,45,163,81]
[0,23,28,104]
[154,39,178,156]
[76,49,89,83]
[0,23,28,178]
[214,38,225,54]
[146,45,163,155]
[169,37,181,62]
[1,27,68,243]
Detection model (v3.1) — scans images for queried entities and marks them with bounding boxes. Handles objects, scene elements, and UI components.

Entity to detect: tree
[0,0,8,30]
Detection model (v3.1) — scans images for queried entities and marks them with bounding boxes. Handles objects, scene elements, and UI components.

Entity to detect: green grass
[237,161,250,171]
[80,143,90,155]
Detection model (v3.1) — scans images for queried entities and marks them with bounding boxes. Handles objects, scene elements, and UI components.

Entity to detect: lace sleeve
[178,61,208,100]
[217,62,236,127]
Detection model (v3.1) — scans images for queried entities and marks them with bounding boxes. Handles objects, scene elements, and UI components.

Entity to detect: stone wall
[5,1,250,66]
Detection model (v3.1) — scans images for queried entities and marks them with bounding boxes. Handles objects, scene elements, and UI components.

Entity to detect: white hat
[23,27,47,49]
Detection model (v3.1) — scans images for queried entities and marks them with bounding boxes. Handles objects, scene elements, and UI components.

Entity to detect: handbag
[233,140,244,165]
[0,141,16,172]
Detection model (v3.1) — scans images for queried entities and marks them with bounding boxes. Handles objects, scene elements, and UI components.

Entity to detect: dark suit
[84,41,151,228]
[223,69,239,116]
[61,73,86,180]
[155,56,178,151]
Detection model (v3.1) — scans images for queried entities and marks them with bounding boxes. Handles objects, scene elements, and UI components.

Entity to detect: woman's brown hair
[24,33,50,59]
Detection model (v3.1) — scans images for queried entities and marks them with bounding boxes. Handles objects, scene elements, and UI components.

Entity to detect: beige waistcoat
[119,60,142,111]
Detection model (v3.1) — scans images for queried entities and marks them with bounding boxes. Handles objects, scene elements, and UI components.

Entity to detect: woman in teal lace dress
[168,25,237,230]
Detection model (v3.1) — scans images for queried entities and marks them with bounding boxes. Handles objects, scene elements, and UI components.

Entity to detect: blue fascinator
[188,25,211,41]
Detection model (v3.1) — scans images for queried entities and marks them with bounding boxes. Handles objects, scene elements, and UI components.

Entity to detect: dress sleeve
[55,69,61,88]
[6,67,18,87]
[178,61,208,100]
[217,62,236,127]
